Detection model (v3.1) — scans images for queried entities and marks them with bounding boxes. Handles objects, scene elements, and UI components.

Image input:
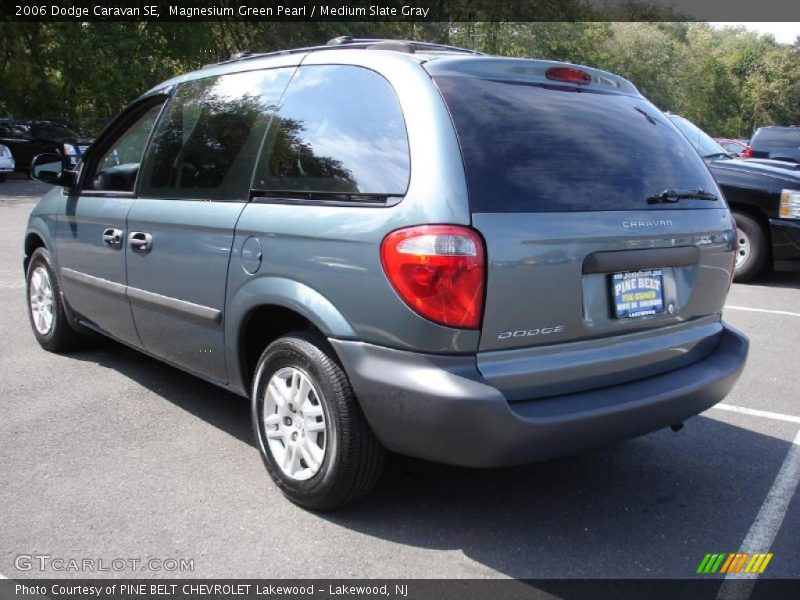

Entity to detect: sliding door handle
[102,228,123,248]
[128,232,153,252]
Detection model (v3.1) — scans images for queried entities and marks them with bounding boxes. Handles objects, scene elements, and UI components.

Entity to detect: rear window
[752,128,800,148]
[434,76,718,212]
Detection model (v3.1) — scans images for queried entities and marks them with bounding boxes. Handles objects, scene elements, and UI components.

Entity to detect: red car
[714,137,749,158]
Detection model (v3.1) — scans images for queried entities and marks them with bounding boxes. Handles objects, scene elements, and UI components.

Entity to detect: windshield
[719,140,744,153]
[668,116,727,158]
[29,121,81,139]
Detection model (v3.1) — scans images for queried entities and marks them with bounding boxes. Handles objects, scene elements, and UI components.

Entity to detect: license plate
[611,269,665,318]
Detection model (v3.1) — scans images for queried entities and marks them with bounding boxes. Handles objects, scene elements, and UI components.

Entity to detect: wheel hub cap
[735,227,751,270]
[262,367,327,481]
[29,266,54,335]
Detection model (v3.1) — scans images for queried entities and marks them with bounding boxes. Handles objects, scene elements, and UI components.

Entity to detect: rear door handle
[128,232,153,252]
[102,228,124,248]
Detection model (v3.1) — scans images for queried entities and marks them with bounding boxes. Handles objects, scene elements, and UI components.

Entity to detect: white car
[0,144,14,182]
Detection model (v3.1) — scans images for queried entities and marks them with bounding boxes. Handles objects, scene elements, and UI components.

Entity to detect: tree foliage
[0,21,797,138]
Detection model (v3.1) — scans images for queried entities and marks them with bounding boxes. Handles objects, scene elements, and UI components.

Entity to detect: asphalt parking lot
[0,177,798,580]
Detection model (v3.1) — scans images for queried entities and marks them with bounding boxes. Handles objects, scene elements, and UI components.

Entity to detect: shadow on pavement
[63,336,797,580]
[748,268,800,290]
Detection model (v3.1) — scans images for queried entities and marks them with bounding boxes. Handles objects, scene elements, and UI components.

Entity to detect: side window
[90,104,162,192]
[138,68,294,201]
[253,65,410,197]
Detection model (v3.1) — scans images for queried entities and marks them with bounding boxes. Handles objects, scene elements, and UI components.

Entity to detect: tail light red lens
[742,145,753,159]
[546,67,591,85]
[380,225,485,329]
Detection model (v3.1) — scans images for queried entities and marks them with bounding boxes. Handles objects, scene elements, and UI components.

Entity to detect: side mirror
[31,153,77,189]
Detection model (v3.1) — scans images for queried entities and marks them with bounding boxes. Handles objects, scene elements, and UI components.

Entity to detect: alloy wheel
[29,266,54,335]
[262,367,327,481]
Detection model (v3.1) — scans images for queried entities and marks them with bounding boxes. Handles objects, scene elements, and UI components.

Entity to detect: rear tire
[26,247,84,352]
[732,212,768,282]
[252,332,384,510]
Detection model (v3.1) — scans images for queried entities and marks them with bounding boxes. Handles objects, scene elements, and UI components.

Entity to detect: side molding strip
[62,267,126,297]
[126,286,222,324]
[60,267,222,324]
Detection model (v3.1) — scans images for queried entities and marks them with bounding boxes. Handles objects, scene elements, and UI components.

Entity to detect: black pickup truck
[669,115,800,281]
[0,118,92,177]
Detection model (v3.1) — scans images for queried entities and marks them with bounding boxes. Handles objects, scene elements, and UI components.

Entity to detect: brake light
[380,225,485,329]
[546,67,591,85]
[742,145,753,159]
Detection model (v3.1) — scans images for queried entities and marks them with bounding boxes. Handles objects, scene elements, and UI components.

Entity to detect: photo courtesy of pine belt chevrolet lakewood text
[23,38,749,509]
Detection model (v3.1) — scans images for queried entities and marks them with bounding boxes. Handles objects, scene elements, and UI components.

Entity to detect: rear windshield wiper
[647,188,718,204]
[701,152,733,159]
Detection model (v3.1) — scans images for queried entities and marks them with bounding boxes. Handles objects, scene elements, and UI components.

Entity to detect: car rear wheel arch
[239,304,348,393]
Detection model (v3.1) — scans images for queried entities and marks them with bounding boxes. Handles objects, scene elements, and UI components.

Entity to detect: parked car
[24,38,748,509]
[669,115,800,281]
[746,126,800,163]
[0,143,14,182]
[714,138,748,158]
[0,118,92,176]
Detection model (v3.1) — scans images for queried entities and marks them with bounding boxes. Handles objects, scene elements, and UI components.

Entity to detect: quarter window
[138,68,294,200]
[253,65,410,198]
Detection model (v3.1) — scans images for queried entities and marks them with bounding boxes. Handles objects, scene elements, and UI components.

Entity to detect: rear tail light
[546,67,591,85]
[742,145,753,159]
[380,225,485,329]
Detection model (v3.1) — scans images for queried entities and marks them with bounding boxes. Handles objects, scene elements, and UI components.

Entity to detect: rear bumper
[770,218,800,262]
[330,324,748,467]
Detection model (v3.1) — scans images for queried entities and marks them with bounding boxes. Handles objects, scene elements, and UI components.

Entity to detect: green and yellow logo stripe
[696,552,773,574]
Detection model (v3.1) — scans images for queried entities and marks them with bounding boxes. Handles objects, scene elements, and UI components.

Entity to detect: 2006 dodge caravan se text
[23,38,748,509]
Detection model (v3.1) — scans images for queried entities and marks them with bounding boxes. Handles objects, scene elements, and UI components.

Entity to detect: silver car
[0,144,14,182]
[24,38,748,509]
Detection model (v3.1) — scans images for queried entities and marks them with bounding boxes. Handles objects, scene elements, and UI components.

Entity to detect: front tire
[732,212,768,282]
[26,247,83,352]
[252,332,384,510]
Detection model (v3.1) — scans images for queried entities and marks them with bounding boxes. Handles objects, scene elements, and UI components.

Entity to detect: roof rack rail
[325,36,483,55]
[208,37,482,67]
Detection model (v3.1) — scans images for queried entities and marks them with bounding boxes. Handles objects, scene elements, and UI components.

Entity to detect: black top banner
[1,0,799,22]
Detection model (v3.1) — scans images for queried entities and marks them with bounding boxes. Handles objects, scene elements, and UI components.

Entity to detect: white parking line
[716,428,800,600]
[725,305,800,318]
[712,403,800,425]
